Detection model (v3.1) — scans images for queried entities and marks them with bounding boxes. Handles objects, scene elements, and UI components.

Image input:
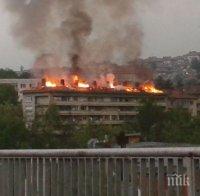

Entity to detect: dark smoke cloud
[4,0,143,68]
[82,0,142,65]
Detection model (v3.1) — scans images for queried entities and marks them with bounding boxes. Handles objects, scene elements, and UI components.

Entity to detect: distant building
[186,86,200,116]
[168,95,199,116]
[0,79,41,101]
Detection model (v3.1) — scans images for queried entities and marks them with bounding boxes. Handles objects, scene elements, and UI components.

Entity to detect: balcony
[53,100,141,107]
[59,110,138,116]
[0,148,198,195]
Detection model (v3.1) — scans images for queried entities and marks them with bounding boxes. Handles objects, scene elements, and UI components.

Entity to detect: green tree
[136,99,166,141]
[155,76,174,90]
[115,131,128,148]
[70,123,112,148]
[30,105,62,148]
[0,68,18,79]
[19,71,33,79]
[0,84,18,105]
[71,124,95,148]
[162,109,194,143]
[0,104,28,149]
[191,58,200,73]
[148,62,157,70]
[70,123,132,148]
[174,74,184,89]
[187,117,200,144]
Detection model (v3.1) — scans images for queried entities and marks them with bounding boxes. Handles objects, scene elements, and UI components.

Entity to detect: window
[73,97,78,101]
[81,106,87,110]
[59,106,71,111]
[88,106,95,111]
[104,116,110,120]
[72,106,79,111]
[111,97,118,102]
[21,84,26,88]
[88,97,95,102]
[119,98,123,102]
[97,97,104,102]
[36,96,49,104]
[61,97,70,101]
[53,96,62,101]
[111,116,118,120]
[25,96,32,102]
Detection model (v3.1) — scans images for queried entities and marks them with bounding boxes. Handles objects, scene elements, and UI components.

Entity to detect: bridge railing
[0,148,199,196]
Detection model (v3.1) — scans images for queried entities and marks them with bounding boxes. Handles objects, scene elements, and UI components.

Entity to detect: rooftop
[22,87,167,97]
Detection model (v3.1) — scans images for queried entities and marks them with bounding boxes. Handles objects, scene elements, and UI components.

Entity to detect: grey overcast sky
[0,0,200,70]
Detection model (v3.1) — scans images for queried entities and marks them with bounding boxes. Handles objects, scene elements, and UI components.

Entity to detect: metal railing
[0,147,199,196]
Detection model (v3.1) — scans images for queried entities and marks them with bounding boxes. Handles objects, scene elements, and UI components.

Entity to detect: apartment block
[22,88,167,126]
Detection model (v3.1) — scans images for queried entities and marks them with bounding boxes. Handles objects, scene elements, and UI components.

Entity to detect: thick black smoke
[5,0,143,68]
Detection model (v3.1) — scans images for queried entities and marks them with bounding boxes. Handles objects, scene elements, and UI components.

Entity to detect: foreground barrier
[0,148,199,196]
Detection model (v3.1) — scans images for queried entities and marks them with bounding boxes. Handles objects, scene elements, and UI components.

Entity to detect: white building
[0,79,41,101]
[22,88,167,127]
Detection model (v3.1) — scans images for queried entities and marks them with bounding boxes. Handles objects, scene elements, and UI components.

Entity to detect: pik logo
[167,173,190,187]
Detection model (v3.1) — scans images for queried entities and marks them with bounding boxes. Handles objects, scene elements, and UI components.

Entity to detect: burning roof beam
[43,75,164,94]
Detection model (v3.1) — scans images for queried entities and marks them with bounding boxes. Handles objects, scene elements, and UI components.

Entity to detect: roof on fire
[22,87,167,97]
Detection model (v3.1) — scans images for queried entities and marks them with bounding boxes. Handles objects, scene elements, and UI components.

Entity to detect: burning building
[22,70,200,128]
[22,75,167,127]
[5,0,166,126]
[4,0,200,128]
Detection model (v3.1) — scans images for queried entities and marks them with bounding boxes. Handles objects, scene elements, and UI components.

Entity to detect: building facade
[22,89,167,126]
[22,88,200,127]
[167,94,199,116]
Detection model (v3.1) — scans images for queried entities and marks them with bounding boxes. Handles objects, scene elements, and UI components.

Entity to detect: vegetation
[0,68,18,79]
[0,68,33,79]
[0,84,200,148]
[29,102,200,148]
[191,58,200,76]
[0,104,28,149]
[135,100,200,144]
[0,84,18,105]
[136,99,165,140]
[19,71,33,79]
[0,85,28,149]
[155,76,174,90]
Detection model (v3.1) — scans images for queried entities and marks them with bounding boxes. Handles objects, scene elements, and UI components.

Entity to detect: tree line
[0,84,200,149]
[0,68,33,79]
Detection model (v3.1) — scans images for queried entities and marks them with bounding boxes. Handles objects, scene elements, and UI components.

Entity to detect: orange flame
[73,75,79,83]
[78,82,90,88]
[109,83,115,89]
[125,87,133,92]
[46,81,56,87]
[42,74,164,94]
[72,75,89,88]
[140,81,163,94]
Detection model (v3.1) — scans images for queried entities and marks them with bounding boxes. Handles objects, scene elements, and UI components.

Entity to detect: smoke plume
[5,0,143,68]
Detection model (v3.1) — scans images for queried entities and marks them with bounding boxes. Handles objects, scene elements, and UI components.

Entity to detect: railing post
[184,157,194,196]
